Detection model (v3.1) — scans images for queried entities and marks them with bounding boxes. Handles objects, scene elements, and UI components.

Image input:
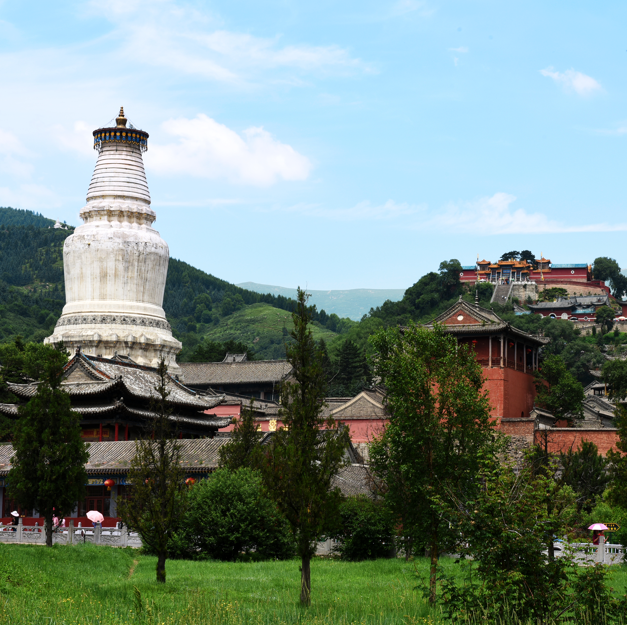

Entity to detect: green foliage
[0,207,56,228]
[329,496,394,561]
[534,354,585,424]
[499,250,520,261]
[7,344,88,546]
[520,249,537,266]
[187,339,256,362]
[328,339,371,396]
[169,468,294,561]
[538,287,569,302]
[369,323,498,603]
[593,256,627,298]
[260,288,351,605]
[560,441,610,514]
[596,306,617,335]
[436,457,581,623]
[117,360,187,583]
[585,492,627,549]
[218,401,263,472]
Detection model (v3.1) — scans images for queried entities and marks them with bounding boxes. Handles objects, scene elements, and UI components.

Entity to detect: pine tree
[117,360,187,583]
[218,400,263,471]
[260,288,351,606]
[7,344,88,547]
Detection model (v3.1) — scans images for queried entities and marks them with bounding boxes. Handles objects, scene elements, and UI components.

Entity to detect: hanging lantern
[471,339,478,346]
[185,477,196,486]
[104,478,115,491]
[509,342,514,348]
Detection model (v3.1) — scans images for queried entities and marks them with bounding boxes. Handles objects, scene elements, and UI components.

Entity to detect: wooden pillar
[514,341,517,371]
[489,335,492,368]
[500,334,504,368]
[99,423,103,442]
[114,423,119,442]
[125,425,129,441]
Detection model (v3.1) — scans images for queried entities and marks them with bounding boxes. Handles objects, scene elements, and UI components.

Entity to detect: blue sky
[1,0,627,290]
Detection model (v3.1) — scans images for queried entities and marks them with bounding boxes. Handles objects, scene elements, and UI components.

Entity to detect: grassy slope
[200,302,339,360]
[0,545,625,624]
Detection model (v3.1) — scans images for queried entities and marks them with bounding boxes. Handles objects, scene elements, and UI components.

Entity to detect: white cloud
[540,67,602,96]
[87,0,371,84]
[0,128,30,157]
[449,47,468,53]
[145,114,312,186]
[417,193,627,234]
[52,121,95,157]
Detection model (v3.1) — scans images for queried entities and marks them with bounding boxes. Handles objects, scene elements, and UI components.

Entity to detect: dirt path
[128,559,139,578]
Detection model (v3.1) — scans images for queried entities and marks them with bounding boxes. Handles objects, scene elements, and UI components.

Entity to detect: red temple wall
[483,367,537,420]
[535,429,620,456]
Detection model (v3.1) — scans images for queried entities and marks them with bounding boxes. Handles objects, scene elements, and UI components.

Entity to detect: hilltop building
[459,257,593,285]
[44,108,182,373]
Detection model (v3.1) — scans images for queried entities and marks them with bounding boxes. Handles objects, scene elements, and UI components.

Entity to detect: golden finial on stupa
[116,107,127,128]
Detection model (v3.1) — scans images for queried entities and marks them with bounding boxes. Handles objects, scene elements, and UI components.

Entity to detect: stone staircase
[491,282,513,304]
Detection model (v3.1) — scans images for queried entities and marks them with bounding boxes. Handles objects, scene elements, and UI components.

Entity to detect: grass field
[0,545,626,625]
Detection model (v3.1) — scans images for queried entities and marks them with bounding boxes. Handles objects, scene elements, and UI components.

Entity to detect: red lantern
[104,478,115,491]
[185,477,196,486]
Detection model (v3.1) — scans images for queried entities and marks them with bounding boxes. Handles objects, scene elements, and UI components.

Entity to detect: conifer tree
[8,344,88,547]
[218,400,263,471]
[261,288,350,606]
[117,360,187,583]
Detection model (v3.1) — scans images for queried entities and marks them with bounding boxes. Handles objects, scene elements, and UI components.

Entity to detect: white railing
[0,518,142,548]
[554,537,625,566]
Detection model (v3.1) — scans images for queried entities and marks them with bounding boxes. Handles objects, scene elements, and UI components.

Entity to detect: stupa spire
[116,106,127,128]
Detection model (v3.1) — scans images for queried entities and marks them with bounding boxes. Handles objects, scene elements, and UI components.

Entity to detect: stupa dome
[45,108,182,372]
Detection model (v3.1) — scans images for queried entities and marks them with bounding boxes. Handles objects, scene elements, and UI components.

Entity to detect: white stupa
[45,108,182,372]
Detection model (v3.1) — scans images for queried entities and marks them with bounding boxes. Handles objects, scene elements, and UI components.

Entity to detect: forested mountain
[0,207,57,228]
[0,207,355,360]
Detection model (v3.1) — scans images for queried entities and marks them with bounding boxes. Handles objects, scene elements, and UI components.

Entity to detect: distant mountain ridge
[237,282,406,320]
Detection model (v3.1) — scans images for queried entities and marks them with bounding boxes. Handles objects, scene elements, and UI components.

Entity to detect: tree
[187,339,255,363]
[332,339,371,396]
[538,286,569,303]
[260,288,350,606]
[560,441,610,514]
[436,456,580,623]
[369,323,498,604]
[218,400,263,471]
[595,305,616,336]
[437,259,463,297]
[7,344,88,547]
[519,249,537,266]
[169,468,294,561]
[534,354,584,425]
[117,360,188,583]
[499,250,520,261]
[593,256,621,282]
[602,361,627,510]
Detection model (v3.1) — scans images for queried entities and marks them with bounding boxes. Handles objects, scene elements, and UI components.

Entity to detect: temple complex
[459,257,593,285]
[44,108,182,373]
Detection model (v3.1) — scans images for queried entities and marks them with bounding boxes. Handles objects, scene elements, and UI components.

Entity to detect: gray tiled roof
[321,390,387,419]
[0,439,230,476]
[332,464,375,498]
[180,360,293,386]
[7,353,223,411]
[425,299,549,345]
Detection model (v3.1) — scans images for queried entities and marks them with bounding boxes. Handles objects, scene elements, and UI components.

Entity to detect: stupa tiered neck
[45,107,182,373]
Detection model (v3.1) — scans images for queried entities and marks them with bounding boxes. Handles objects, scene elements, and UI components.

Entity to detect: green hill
[0,207,57,228]
[198,302,339,360]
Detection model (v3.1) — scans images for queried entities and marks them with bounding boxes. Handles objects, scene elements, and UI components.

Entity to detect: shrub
[330,496,394,560]
[169,468,294,561]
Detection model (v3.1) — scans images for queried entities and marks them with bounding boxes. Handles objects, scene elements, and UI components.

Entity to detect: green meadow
[0,544,626,625]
